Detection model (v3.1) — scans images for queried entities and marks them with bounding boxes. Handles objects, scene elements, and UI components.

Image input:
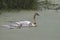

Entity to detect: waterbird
[1,12,40,29]
[15,12,40,28]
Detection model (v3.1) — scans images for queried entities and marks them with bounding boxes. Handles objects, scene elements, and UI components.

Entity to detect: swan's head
[35,12,40,16]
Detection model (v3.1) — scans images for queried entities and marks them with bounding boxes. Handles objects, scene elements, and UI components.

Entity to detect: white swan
[1,12,39,29]
[15,12,40,28]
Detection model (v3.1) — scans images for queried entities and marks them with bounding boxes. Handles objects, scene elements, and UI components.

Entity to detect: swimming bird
[15,12,40,28]
[1,12,39,29]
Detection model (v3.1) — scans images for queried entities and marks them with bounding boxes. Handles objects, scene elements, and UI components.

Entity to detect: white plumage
[15,21,35,27]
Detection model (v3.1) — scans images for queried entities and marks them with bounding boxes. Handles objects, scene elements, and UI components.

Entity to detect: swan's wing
[15,21,30,25]
[15,21,32,27]
[24,21,31,23]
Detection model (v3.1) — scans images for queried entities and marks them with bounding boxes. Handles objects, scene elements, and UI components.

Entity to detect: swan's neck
[33,14,36,27]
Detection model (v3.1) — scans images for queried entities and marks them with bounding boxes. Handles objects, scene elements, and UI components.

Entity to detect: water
[0,10,60,40]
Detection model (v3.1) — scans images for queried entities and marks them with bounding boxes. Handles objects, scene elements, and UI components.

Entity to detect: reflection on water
[0,10,60,40]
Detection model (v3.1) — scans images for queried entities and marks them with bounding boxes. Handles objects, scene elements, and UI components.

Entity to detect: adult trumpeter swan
[15,12,40,28]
